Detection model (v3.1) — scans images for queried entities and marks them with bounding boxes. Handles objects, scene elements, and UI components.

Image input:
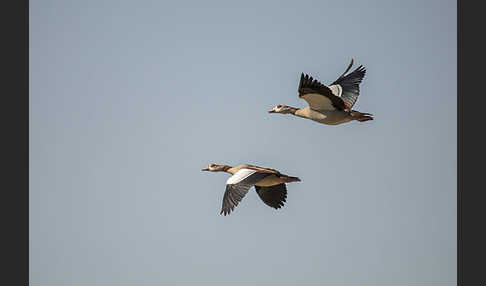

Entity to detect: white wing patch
[301,93,336,111]
[328,84,342,97]
[226,168,257,185]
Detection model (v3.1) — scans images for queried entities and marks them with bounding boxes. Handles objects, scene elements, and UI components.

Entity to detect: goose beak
[268,109,275,113]
[201,168,210,171]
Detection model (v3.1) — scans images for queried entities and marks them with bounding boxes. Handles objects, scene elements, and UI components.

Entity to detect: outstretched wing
[298,73,347,111]
[330,59,366,109]
[255,183,287,209]
[221,169,270,216]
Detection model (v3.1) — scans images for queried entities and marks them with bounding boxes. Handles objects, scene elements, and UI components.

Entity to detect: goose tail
[282,176,301,183]
[350,110,374,122]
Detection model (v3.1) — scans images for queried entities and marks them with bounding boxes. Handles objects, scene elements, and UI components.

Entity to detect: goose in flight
[202,163,301,216]
[268,59,373,125]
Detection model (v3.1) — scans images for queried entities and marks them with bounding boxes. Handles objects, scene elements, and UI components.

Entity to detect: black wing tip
[220,209,231,216]
[299,73,320,86]
[274,199,287,209]
[302,73,313,79]
[299,73,314,95]
[220,201,234,216]
[337,63,366,84]
[348,58,355,68]
[298,73,304,91]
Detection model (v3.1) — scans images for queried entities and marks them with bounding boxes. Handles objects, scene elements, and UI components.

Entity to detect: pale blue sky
[30,1,456,285]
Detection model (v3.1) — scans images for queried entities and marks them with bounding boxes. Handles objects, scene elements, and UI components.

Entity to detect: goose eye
[277,105,282,108]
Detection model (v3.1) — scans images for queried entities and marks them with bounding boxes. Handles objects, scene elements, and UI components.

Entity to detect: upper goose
[268,59,373,125]
[202,163,301,216]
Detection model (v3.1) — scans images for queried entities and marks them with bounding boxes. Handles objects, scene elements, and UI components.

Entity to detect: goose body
[202,163,301,216]
[294,107,353,125]
[269,59,373,125]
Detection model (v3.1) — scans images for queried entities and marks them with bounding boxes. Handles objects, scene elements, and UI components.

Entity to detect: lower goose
[202,163,301,216]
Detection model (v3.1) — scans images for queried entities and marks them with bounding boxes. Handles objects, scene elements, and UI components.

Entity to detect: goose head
[268,104,294,114]
[202,163,227,172]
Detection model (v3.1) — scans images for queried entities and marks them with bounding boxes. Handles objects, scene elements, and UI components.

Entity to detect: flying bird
[268,59,373,125]
[202,163,301,216]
